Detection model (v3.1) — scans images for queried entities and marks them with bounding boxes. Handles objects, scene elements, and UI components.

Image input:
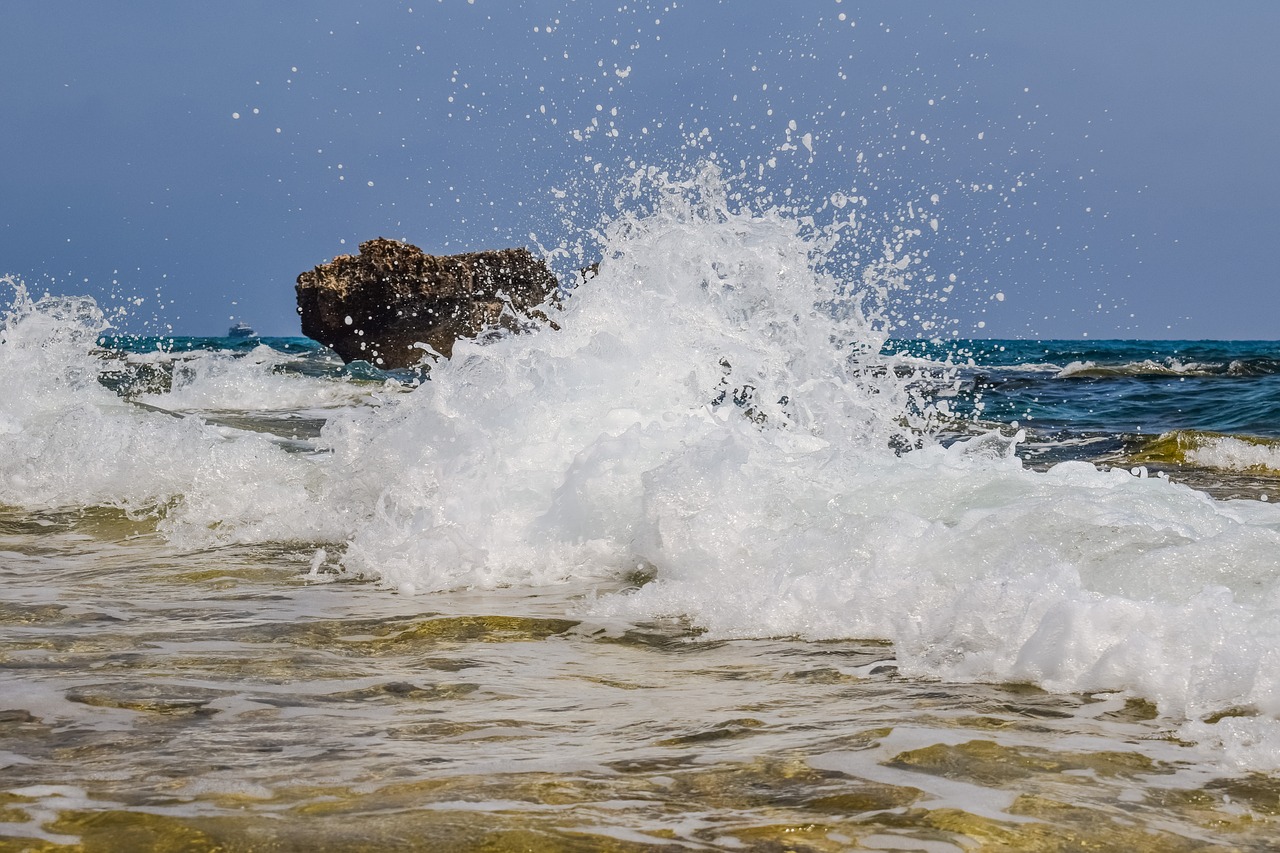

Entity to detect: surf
[5,167,1280,770]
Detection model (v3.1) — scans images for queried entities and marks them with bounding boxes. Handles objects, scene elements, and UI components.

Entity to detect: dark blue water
[889,339,1280,439]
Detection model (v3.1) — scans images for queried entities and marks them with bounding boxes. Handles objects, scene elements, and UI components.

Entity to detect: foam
[1058,358,1224,378]
[1180,716,1280,772]
[1184,434,1280,473]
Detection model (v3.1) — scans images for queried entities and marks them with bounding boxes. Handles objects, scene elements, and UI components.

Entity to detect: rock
[296,238,559,368]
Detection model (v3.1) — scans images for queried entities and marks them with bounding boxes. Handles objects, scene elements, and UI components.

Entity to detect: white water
[4,168,1280,770]
[1185,434,1280,474]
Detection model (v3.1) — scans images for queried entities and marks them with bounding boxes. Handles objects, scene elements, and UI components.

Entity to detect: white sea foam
[1181,716,1280,772]
[5,169,1280,769]
[1184,434,1280,473]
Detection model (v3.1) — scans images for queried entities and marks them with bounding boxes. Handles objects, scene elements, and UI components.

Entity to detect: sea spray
[330,163,933,590]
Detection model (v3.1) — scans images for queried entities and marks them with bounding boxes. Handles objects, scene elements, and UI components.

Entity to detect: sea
[4,177,1280,850]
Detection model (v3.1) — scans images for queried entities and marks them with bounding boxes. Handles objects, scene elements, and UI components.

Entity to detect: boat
[228,322,257,339]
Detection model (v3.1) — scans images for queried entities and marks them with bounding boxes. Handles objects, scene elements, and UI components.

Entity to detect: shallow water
[4,507,1280,851]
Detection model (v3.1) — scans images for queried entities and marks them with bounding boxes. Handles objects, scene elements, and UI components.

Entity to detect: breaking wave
[5,167,1280,769]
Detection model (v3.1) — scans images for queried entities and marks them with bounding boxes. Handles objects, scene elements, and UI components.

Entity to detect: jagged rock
[296,238,558,368]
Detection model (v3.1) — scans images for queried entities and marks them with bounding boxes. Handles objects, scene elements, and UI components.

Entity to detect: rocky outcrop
[296,238,559,368]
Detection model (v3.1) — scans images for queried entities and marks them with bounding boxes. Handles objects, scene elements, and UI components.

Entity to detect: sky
[2,1,1277,339]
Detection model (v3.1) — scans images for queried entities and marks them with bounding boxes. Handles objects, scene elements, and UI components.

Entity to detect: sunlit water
[4,171,1280,850]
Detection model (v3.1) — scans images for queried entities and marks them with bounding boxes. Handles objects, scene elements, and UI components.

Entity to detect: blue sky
[2,2,1277,338]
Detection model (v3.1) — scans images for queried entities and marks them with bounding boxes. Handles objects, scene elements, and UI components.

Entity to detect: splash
[327,163,936,590]
[6,169,1280,770]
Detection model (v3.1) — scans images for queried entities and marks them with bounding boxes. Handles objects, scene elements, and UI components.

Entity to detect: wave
[7,168,1280,769]
[995,361,1067,374]
[1129,430,1280,475]
[1057,357,1280,379]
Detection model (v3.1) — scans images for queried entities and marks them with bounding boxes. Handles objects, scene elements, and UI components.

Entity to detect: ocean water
[5,174,1280,850]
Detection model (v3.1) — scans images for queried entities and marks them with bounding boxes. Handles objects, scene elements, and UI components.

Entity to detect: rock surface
[296,238,558,368]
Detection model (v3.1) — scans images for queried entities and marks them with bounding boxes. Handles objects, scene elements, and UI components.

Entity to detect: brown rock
[296,238,559,368]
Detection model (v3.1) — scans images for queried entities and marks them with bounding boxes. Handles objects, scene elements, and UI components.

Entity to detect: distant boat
[228,322,257,339]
